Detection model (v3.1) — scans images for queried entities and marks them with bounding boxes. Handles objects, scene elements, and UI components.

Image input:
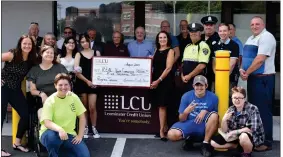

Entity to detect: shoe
[254,145,272,152]
[92,126,101,138]
[160,137,168,142]
[83,127,89,138]
[200,142,213,157]
[182,136,194,151]
[240,152,252,157]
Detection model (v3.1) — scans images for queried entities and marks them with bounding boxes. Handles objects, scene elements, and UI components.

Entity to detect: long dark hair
[61,36,77,58]
[155,31,172,50]
[11,35,37,68]
[79,33,91,49]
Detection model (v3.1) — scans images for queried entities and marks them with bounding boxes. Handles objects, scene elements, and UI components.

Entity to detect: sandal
[12,144,29,153]
[1,149,11,157]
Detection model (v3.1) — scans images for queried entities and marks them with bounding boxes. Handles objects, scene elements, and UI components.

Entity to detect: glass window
[144,1,222,41]
[233,2,266,44]
[233,1,266,14]
[57,1,135,44]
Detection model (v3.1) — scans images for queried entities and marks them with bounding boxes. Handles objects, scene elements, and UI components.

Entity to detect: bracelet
[158,77,163,82]
[236,129,240,135]
[39,91,42,96]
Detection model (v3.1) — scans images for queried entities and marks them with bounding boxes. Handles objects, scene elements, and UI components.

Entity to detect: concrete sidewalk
[1,116,280,157]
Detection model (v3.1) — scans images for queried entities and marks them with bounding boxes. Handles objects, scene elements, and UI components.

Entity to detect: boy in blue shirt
[167,75,219,157]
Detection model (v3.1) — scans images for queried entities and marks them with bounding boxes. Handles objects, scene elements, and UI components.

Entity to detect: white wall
[2,1,53,52]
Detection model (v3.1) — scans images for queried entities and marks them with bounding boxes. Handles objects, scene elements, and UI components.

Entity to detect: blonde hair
[40,33,58,52]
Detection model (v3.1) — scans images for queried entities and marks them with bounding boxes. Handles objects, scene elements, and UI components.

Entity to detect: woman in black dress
[150,31,175,141]
[1,35,37,156]
[74,34,101,138]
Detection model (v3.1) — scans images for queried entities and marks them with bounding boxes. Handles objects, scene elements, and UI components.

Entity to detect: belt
[253,73,275,77]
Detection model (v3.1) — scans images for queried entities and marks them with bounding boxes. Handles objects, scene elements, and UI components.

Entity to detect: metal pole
[214,50,230,152]
[215,50,230,124]
[208,1,210,15]
[173,1,176,35]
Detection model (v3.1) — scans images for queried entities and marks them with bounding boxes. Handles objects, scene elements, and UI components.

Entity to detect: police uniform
[200,15,220,91]
[182,23,211,92]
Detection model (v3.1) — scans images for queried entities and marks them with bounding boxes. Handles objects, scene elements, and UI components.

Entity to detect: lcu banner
[96,87,159,134]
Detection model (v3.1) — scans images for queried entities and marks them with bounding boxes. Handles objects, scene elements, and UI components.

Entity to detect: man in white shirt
[240,16,276,151]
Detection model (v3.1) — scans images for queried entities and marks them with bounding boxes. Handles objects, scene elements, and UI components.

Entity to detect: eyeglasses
[30,22,39,25]
[64,31,72,34]
[232,97,245,100]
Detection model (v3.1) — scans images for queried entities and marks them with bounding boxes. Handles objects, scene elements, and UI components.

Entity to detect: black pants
[1,85,29,139]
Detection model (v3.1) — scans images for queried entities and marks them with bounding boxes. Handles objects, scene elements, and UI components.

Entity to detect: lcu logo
[70,103,76,112]
[95,59,108,64]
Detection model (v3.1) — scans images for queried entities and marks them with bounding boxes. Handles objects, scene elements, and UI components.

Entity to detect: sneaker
[83,127,89,138]
[241,153,252,157]
[92,126,100,138]
[182,136,194,151]
[200,142,213,157]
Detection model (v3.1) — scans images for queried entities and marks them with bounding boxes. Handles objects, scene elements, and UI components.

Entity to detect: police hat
[188,23,204,32]
[201,15,218,25]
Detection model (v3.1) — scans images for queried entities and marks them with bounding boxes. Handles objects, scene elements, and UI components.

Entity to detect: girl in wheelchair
[39,73,90,157]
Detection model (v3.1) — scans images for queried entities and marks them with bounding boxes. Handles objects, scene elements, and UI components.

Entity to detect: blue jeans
[247,74,275,147]
[40,130,90,157]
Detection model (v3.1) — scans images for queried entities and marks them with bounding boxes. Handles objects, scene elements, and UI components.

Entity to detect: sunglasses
[31,22,39,25]
[64,31,72,34]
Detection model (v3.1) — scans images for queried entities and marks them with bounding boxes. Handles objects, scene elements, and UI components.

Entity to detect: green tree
[175,1,221,14]
[57,19,66,38]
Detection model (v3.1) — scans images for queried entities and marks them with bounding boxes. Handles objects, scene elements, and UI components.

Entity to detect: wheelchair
[28,95,80,157]
[28,96,47,157]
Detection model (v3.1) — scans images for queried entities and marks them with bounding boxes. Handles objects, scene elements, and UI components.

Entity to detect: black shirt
[201,32,220,77]
[176,33,192,65]
[103,42,129,57]
[212,39,240,83]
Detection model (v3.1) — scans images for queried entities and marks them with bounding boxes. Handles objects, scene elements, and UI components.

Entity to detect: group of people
[148,15,275,157]
[1,14,276,157]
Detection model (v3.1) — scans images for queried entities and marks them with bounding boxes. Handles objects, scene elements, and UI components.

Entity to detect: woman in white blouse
[58,37,77,72]
[58,36,78,88]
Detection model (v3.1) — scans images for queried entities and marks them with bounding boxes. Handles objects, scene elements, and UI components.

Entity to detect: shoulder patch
[185,43,192,49]
[203,48,209,55]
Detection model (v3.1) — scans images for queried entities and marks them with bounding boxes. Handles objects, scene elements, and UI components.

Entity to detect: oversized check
[92,57,152,88]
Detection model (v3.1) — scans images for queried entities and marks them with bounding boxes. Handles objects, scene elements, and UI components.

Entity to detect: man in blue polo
[241,16,276,151]
[167,75,219,157]
[229,23,243,66]
[127,26,155,57]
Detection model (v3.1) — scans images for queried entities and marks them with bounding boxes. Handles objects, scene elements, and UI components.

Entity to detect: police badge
[203,48,209,55]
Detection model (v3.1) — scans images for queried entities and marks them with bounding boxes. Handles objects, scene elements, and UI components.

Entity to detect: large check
[92,57,152,88]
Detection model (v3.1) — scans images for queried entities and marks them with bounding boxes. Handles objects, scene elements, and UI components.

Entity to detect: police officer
[201,15,220,91]
[181,23,211,93]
